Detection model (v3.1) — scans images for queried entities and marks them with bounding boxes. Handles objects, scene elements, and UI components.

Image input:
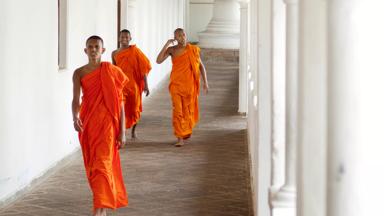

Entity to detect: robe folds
[113,45,152,128]
[79,62,128,211]
[169,44,201,138]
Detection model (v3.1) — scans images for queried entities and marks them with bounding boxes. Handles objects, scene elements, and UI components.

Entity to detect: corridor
[0,50,253,216]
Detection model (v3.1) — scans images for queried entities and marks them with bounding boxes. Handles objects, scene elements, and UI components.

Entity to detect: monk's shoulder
[112,48,124,58]
[106,62,119,70]
[112,49,118,57]
[130,45,139,54]
[110,64,128,83]
[168,45,177,55]
[73,66,85,79]
[189,44,200,53]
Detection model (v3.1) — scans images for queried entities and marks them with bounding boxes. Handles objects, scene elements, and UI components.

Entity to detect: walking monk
[72,35,128,216]
[156,28,209,147]
[112,29,151,141]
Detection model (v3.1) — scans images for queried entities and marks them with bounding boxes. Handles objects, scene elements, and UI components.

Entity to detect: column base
[271,186,296,216]
[198,31,240,49]
[271,185,296,208]
[272,207,296,216]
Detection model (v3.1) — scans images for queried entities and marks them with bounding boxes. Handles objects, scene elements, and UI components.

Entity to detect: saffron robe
[113,45,152,128]
[169,44,201,138]
[79,62,128,211]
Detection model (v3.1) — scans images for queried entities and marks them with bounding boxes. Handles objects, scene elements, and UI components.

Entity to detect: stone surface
[0,49,252,216]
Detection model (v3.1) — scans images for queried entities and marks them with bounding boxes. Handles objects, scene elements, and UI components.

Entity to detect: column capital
[283,0,298,5]
[239,0,249,8]
[127,0,137,7]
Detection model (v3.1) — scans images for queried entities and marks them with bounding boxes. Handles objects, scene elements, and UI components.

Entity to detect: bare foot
[175,138,184,147]
[131,132,139,143]
[125,130,130,143]
[94,208,107,216]
[131,136,139,142]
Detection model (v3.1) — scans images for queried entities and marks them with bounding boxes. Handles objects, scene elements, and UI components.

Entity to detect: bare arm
[199,58,209,94]
[72,69,83,131]
[118,102,126,148]
[143,74,150,96]
[156,39,175,64]
[111,51,117,65]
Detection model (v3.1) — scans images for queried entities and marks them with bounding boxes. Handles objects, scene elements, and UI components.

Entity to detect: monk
[156,28,209,147]
[112,29,151,141]
[72,35,128,216]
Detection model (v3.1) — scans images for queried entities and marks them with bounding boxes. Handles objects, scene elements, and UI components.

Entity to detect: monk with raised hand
[112,29,152,142]
[156,28,209,147]
[72,35,128,216]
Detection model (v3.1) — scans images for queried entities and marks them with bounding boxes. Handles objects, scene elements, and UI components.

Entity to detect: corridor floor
[0,56,253,216]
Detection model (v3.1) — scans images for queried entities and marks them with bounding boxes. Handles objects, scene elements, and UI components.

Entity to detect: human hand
[203,83,209,94]
[117,132,126,149]
[166,39,177,46]
[144,85,150,97]
[73,118,83,132]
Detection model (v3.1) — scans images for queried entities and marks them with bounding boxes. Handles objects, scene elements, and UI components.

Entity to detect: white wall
[135,0,186,91]
[0,0,78,202]
[0,0,185,203]
[188,0,214,42]
[122,0,185,92]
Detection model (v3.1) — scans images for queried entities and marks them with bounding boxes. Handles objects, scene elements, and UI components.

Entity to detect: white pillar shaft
[328,0,384,215]
[270,0,286,192]
[297,0,327,215]
[126,0,137,33]
[284,2,298,188]
[239,2,248,113]
[120,0,137,40]
[256,0,272,215]
[272,0,298,210]
[198,0,240,49]
[327,1,360,215]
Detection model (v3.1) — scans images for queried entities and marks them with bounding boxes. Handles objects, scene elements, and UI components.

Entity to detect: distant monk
[156,28,209,147]
[112,29,152,141]
[72,35,128,216]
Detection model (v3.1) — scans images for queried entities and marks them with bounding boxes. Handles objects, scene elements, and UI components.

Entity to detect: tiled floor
[0,55,253,216]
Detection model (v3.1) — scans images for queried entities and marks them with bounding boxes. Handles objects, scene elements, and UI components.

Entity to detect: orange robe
[169,44,201,138]
[79,62,128,211]
[113,45,152,128]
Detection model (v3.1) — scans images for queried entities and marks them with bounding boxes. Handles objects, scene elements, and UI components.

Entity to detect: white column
[198,0,240,49]
[257,0,273,215]
[184,0,190,33]
[297,0,327,215]
[327,1,384,216]
[269,0,286,196]
[238,0,249,114]
[327,1,357,215]
[121,0,137,33]
[271,0,298,214]
[247,0,264,215]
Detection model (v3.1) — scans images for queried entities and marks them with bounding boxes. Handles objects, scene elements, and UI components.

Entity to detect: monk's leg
[94,208,106,216]
[175,137,184,147]
[171,93,185,147]
[131,123,137,140]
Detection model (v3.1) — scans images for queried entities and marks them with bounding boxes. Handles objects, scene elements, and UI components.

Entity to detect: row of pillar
[186,0,384,215]
[240,0,384,215]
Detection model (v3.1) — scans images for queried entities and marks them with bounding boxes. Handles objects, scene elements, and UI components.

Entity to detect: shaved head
[120,29,131,35]
[86,35,104,47]
[173,28,187,45]
[174,28,185,34]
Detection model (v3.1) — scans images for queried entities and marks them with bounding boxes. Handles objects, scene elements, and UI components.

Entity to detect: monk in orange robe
[112,29,152,141]
[156,28,209,147]
[72,36,128,216]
